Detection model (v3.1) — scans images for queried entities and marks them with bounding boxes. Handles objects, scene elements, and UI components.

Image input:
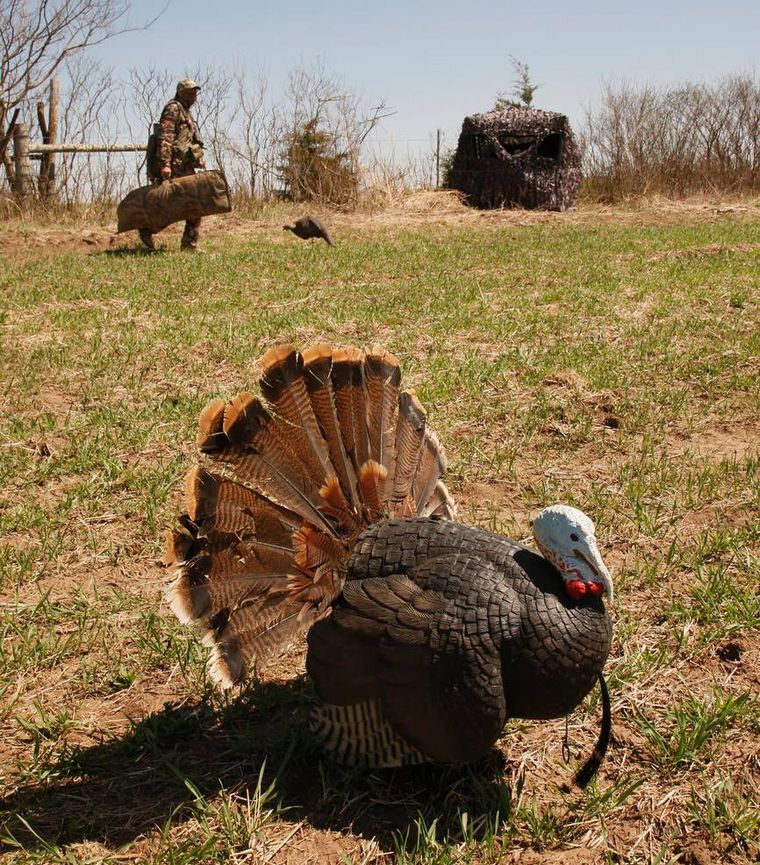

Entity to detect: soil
[1,193,758,259]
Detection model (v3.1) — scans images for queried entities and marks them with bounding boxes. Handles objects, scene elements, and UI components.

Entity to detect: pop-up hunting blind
[449,106,581,211]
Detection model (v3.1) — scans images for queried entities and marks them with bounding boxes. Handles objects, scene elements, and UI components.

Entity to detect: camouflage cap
[177,77,200,91]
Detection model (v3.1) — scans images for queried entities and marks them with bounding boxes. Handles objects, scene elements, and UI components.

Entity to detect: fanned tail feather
[302,345,360,510]
[164,343,456,688]
[419,480,457,519]
[332,348,369,475]
[208,602,318,688]
[412,429,448,515]
[391,391,426,505]
[200,390,335,535]
[184,466,299,541]
[165,526,294,625]
[358,460,388,518]
[364,348,401,475]
[259,345,334,486]
[319,475,360,532]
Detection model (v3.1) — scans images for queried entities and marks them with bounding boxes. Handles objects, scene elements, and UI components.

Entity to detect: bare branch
[0,0,165,127]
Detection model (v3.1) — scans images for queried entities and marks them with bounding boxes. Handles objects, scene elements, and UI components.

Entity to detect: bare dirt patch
[670,421,760,462]
[0,226,115,257]
[505,848,602,865]
[2,195,758,259]
[266,826,380,865]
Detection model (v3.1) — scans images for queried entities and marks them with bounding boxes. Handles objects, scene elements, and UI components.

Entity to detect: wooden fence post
[36,101,49,195]
[36,78,59,200]
[13,122,34,202]
[48,79,59,197]
[436,128,441,189]
[0,108,21,187]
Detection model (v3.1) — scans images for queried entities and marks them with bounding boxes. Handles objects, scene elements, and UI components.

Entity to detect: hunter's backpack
[145,125,161,184]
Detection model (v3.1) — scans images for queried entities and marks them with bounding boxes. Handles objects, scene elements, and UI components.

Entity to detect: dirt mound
[0,227,116,257]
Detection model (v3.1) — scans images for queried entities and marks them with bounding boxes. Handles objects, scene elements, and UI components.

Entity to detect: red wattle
[587,582,605,596]
[565,580,587,600]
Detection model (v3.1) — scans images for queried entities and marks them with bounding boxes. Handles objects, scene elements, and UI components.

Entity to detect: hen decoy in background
[164,344,614,786]
[283,215,334,245]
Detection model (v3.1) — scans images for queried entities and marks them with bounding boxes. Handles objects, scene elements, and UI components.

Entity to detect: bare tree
[280,60,393,205]
[190,62,239,175]
[126,65,174,131]
[0,0,160,187]
[581,73,760,200]
[223,66,284,198]
[56,54,126,203]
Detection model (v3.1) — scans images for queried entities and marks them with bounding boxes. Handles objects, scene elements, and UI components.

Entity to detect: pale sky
[93,1,759,163]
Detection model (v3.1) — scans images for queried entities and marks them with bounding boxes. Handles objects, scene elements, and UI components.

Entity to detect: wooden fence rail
[10,120,146,203]
[3,80,148,204]
[28,143,146,153]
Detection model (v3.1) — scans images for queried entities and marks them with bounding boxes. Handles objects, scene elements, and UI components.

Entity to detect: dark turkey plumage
[307,517,611,766]
[283,215,333,245]
[164,343,613,782]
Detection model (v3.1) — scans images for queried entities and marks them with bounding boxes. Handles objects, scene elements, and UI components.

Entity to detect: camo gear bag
[116,169,231,234]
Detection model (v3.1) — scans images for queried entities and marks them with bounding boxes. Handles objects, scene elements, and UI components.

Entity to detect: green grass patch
[1,205,758,864]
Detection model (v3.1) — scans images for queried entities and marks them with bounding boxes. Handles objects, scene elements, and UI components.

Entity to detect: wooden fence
[10,122,146,201]
[4,78,146,205]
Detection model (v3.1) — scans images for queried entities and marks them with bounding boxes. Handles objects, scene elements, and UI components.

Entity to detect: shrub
[580,73,760,201]
[279,116,358,206]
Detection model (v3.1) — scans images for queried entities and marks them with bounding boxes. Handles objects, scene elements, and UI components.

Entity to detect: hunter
[139,77,205,251]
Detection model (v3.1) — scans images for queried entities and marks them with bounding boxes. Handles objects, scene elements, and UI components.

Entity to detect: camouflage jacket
[158,99,205,176]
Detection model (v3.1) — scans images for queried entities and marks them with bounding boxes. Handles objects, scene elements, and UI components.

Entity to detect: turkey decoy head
[532,505,613,602]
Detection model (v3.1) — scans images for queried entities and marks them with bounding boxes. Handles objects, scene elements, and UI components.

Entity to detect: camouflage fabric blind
[158,99,205,176]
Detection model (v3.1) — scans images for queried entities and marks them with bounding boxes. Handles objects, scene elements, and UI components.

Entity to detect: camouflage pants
[175,169,201,249]
[180,217,201,249]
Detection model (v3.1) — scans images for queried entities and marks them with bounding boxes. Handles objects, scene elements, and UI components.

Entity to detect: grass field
[0,196,758,865]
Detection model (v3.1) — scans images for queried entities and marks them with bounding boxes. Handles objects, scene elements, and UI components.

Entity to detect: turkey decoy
[164,344,614,785]
[283,215,334,245]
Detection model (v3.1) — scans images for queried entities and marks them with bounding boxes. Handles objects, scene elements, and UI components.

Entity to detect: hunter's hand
[160,165,171,181]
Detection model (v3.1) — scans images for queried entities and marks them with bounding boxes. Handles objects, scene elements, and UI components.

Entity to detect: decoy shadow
[1,676,515,855]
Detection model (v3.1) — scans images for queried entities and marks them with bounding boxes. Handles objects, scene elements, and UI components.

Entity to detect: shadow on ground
[101,246,164,257]
[1,677,514,854]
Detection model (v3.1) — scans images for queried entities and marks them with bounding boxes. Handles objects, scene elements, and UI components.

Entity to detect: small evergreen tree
[439,147,457,189]
[494,56,542,110]
[280,116,358,205]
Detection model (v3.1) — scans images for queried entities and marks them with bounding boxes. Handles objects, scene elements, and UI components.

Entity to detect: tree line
[581,75,759,201]
[2,2,757,209]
